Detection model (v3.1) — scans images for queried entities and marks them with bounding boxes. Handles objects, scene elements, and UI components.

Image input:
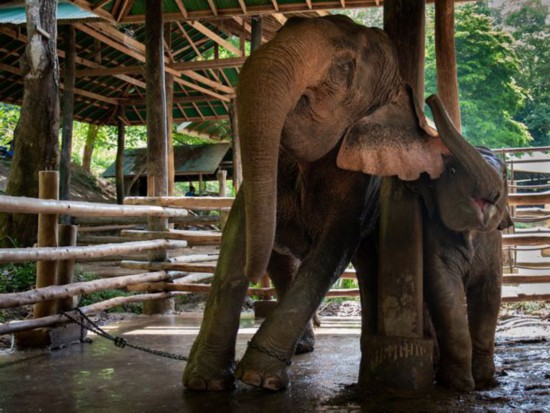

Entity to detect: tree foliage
[425,2,532,147]
[497,0,549,146]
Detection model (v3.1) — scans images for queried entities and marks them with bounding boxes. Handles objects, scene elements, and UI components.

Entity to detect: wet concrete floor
[0,313,549,412]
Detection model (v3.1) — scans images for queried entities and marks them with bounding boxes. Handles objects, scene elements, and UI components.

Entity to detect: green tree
[500,0,549,146]
[425,2,532,148]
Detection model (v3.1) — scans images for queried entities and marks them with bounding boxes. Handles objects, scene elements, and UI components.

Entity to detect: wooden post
[435,0,461,131]
[56,224,78,312]
[165,22,175,196]
[230,98,242,194]
[251,16,262,52]
[199,174,204,194]
[360,0,433,391]
[60,25,75,215]
[144,0,171,314]
[116,105,125,204]
[217,169,228,228]
[34,171,59,318]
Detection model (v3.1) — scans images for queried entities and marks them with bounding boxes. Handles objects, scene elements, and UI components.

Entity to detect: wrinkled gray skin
[182,16,505,392]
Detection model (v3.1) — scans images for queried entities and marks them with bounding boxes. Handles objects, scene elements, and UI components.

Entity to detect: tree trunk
[60,24,75,207]
[82,124,99,172]
[0,0,60,247]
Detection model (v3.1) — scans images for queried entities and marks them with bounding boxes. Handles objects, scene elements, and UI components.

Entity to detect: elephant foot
[295,322,316,355]
[183,348,236,391]
[472,353,496,389]
[436,365,475,392]
[235,344,291,391]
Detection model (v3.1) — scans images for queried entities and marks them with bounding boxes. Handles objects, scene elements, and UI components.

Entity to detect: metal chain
[247,340,292,366]
[61,308,189,361]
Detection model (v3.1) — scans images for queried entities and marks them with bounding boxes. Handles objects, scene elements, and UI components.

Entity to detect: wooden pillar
[116,105,125,204]
[34,171,59,318]
[230,98,242,194]
[60,25,75,212]
[56,224,78,312]
[217,169,228,228]
[360,0,433,391]
[165,22,175,196]
[435,0,461,131]
[144,0,172,315]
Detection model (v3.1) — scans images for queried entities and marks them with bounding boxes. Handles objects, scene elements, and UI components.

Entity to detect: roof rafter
[74,23,232,100]
[187,21,243,57]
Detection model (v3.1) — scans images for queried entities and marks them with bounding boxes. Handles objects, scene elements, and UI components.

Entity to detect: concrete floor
[1,313,549,413]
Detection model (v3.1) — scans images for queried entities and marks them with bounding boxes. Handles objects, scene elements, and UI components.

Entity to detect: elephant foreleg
[236,228,360,391]
[267,251,315,354]
[425,254,475,391]
[467,261,502,388]
[183,191,249,391]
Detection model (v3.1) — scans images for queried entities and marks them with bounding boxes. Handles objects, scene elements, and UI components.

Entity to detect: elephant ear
[337,85,449,180]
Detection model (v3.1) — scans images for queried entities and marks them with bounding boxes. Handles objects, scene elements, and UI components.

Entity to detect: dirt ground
[0,159,116,202]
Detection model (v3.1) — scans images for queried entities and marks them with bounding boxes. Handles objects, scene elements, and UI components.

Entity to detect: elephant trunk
[426,95,502,199]
[238,37,327,281]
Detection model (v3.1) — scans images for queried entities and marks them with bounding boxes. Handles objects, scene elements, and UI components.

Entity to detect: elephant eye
[338,61,353,72]
[449,167,456,175]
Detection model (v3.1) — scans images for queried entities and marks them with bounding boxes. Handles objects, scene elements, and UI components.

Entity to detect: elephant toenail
[241,370,262,387]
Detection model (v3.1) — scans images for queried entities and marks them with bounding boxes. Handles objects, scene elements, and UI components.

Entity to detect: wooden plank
[121,260,217,273]
[0,195,190,217]
[0,240,188,263]
[174,0,188,18]
[124,195,234,210]
[502,233,550,246]
[508,192,550,206]
[188,21,243,56]
[0,271,170,309]
[121,229,221,246]
[0,292,178,335]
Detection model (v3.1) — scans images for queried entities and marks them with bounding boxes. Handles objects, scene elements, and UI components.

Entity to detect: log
[0,292,179,335]
[168,254,219,263]
[502,294,550,303]
[514,208,550,216]
[508,191,550,206]
[78,224,142,233]
[0,271,173,309]
[503,275,550,284]
[0,195,189,218]
[502,234,550,246]
[0,240,188,263]
[116,105,125,204]
[78,235,135,244]
[120,260,216,273]
[127,282,275,299]
[124,196,234,210]
[56,224,78,312]
[121,229,221,245]
[73,215,216,225]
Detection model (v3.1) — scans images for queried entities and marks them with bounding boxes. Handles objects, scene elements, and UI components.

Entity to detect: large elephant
[182,16,502,392]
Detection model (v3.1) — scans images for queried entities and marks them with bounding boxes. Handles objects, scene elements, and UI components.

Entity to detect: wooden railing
[2,148,550,336]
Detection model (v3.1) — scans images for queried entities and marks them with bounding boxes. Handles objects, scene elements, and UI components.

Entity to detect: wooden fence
[2,149,550,336]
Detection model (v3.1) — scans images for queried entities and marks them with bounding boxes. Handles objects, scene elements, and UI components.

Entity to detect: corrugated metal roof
[102,142,232,178]
[0,2,98,25]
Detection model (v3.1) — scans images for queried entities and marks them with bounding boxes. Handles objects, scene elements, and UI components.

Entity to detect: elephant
[182,15,506,392]
[354,137,511,393]
[407,107,512,391]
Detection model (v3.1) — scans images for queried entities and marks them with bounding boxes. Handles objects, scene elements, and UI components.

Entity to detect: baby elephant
[411,100,512,391]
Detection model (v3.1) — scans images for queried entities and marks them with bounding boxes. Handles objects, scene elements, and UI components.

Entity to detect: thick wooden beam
[251,16,263,51]
[435,0,461,131]
[165,22,175,196]
[116,105,125,204]
[187,21,243,56]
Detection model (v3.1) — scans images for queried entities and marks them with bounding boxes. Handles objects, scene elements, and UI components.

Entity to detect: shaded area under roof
[102,142,232,179]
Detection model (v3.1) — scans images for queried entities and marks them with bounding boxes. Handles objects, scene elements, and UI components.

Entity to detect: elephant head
[426,95,512,232]
[238,16,449,281]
